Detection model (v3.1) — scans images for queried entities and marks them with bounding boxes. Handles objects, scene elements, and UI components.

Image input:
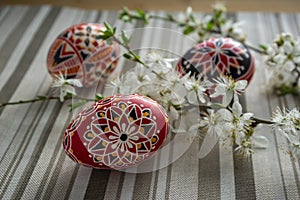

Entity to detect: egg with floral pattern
[177,37,255,83]
[47,23,120,87]
[63,94,169,169]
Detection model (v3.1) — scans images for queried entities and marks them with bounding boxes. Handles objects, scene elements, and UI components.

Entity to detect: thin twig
[0,96,96,108]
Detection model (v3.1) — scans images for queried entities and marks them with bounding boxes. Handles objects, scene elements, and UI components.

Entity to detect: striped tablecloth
[0,5,299,200]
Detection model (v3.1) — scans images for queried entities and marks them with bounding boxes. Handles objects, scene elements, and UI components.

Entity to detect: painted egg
[63,94,169,169]
[47,23,120,87]
[177,37,255,83]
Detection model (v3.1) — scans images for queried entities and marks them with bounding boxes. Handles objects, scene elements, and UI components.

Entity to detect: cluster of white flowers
[106,51,209,133]
[272,107,300,154]
[265,33,300,94]
[106,51,268,158]
[51,72,82,102]
[199,77,258,158]
[193,3,246,42]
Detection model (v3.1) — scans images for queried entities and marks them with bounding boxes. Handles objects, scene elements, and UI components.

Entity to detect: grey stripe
[34,111,73,199]
[41,149,69,200]
[0,6,51,92]
[13,7,94,199]
[64,165,81,200]
[234,97,256,199]
[198,139,220,200]
[238,12,286,200]
[0,7,60,116]
[227,12,257,199]
[0,8,61,196]
[0,6,29,51]
[279,13,300,196]
[9,101,63,199]
[0,6,10,25]
[132,172,153,200]
[115,172,126,200]
[0,98,49,197]
[0,6,40,74]
[84,170,111,200]
[269,13,300,199]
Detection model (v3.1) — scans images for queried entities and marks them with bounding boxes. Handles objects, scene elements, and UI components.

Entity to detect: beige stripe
[102,16,136,200]
[68,167,93,200]
[219,140,235,200]
[17,7,88,199]
[120,172,137,200]
[0,6,10,23]
[280,12,300,193]
[0,6,51,92]
[0,6,29,49]
[239,12,286,199]
[269,13,300,200]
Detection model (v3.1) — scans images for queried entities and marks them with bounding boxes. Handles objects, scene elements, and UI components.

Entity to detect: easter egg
[177,37,255,83]
[63,94,169,169]
[47,23,120,87]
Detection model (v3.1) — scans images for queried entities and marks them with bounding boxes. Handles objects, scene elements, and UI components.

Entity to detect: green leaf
[104,22,113,33]
[123,53,134,60]
[183,25,195,35]
[95,94,104,101]
[121,30,131,46]
[206,20,215,31]
[37,95,47,100]
[68,100,86,112]
[136,8,145,17]
[259,44,268,52]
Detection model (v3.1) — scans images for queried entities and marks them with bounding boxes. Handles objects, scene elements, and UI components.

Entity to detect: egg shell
[63,94,169,169]
[177,37,255,83]
[47,23,120,87]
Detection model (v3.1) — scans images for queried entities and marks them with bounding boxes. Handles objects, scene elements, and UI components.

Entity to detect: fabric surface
[0,5,299,200]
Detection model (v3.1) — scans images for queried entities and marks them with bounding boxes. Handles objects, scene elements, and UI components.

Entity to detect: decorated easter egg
[47,23,120,87]
[63,94,169,169]
[177,37,255,83]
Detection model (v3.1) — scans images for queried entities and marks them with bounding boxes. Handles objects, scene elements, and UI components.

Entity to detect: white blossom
[272,107,300,152]
[51,72,82,102]
[210,76,248,106]
[265,32,300,93]
[184,75,207,104]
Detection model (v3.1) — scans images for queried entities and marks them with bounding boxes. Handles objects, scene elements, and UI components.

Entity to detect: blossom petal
[234,80,248,90]
[232,101,242,117]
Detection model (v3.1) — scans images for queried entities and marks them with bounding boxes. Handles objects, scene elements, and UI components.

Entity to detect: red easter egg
[177,37,255,83]
[63,94,169,169]
[47,23,120,87]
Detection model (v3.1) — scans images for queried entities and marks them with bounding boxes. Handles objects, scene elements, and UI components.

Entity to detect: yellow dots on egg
[87,132,94,138]
[125,152,130,157]
[143,112,149,117]
[112,152,117,157]
[96,156,102,161]
[99,112,105,117]
[70,132,74,137]
[114,117,119,122]
[151,137,157,143]
[117,161,123,165]
[69,149,73,153]
[104,127,109,132]
[121,104,126,109]
[129,117,134,122]
[165,117,169,123]
[140,127,144,134]
[102,141,107,146]
[137,143,142,149]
